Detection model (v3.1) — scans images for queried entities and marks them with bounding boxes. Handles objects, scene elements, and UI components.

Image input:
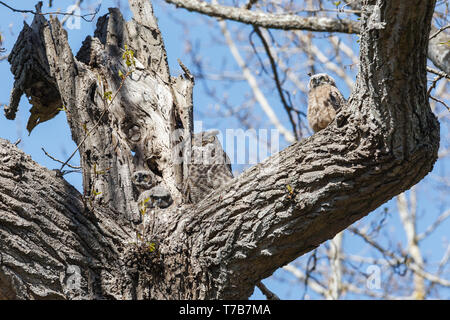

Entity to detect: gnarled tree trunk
[0,0,439,299]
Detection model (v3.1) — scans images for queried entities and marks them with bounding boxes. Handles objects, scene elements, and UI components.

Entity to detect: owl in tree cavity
[183,130,234,203]
[307,73,346,133]
[132,170,173,209]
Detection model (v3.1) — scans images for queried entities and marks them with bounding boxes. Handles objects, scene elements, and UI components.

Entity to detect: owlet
[183,130,233,203]
[307,73,346,133]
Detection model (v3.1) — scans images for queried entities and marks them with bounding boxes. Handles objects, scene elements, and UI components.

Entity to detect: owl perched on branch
[307,73,346,133]
[183,130,233,203]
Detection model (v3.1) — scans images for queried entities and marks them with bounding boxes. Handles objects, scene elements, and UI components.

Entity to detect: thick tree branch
[165,0,361,33]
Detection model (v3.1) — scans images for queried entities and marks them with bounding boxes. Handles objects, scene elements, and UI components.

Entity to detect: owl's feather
[183,131,233,203]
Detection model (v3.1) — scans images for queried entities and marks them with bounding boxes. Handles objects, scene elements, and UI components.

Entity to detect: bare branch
[252,26,300,140]
[417,209,450,241]
[328,232,343,299]
[428,25,450,74]
[0,0,99,22]
[256,281,280,300]
[283,264,327,296]
[350,227,450,288]
[41,147,82,170]
[429,95,450,111]
[429,24,450,40]
[164,0,360,34]
[60,0,84,25]
[427,66,450,80]
[397,190,426,299]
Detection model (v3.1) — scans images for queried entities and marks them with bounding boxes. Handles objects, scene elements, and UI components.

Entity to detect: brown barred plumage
[307,73,346,133]
[183,131,233,203]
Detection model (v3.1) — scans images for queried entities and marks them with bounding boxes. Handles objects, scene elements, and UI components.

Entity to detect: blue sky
[0,0,448,299]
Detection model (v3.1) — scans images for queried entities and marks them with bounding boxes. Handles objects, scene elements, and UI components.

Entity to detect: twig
[256,281,280,300]
[417,209,450,241]
[426,244,450,296]
[429,24,450,40]
[283,263,328,296]
[427,74,445,97]
[217,18,296,143]
[42,147,81,169]
[177,58,194,81]
[429,95,450,111]
[60,0,84,25]
[349,226,408,276]
[350,227,450,287]
[303,249,318,299]
[60,68,131,171]
[253,26,299,140]
[244,0,259,10]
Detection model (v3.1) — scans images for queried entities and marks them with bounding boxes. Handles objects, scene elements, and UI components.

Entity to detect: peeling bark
[0,0,440,299]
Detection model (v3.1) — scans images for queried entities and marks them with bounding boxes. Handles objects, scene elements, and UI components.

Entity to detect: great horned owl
[307,73,346,133]
[183,130,233,203]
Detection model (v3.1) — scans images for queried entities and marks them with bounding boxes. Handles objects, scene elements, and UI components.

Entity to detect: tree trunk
[0,0,439,299]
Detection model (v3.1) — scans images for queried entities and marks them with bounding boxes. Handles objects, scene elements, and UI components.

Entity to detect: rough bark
[0,0,440,299]
[0,138,134,299]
